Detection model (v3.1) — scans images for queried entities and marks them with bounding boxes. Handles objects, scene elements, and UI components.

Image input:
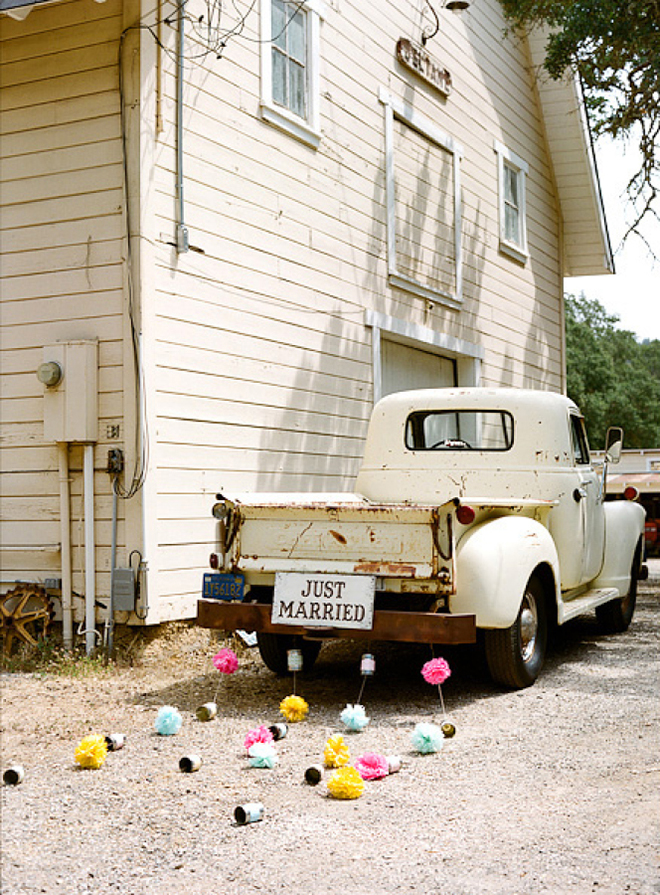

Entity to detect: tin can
[360,653,376,676]
[179,754,203,773]
[3,765,24,785]
[304,764,324,786]
[268,722,288,741]
[105,733,126,752]
[287,649,303,672]
[386,755,402,774]
[441,721,456,738]
[196,702,218,722]
[234,802,265,824]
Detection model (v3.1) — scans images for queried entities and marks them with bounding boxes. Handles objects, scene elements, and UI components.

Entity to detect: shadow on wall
[254,313,371,493]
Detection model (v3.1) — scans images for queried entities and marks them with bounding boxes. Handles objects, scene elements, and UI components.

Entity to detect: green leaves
[564,293,660,448]
[499,0,659,243]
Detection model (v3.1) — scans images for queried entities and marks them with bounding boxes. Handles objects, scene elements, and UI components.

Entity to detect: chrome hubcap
[519,591,538,663]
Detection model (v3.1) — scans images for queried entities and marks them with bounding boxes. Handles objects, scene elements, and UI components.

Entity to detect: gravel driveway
[2,562,659,895]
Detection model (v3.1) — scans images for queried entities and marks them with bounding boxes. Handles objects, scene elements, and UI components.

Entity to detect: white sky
[564,135,660,342]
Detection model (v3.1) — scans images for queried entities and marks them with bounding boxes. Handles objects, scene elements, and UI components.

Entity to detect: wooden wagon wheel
[1,584,53,655]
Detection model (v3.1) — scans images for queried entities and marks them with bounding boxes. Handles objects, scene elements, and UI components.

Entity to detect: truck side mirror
[605,427,623,464]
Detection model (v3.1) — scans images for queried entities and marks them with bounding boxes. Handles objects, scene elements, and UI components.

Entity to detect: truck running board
[197,600,476,645]
[558,587,620,624]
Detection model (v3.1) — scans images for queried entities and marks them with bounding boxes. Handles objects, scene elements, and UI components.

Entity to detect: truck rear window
[405,410,514,451]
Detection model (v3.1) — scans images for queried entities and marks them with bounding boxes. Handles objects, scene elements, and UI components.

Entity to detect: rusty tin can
[196,702,218,721]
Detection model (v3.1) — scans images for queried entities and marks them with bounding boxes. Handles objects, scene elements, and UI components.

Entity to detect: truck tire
[484,573,548,689]
[596,542,640,634]
[256,633,322,675]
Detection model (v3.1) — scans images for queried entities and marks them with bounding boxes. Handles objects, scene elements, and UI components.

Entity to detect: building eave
[527,27,615,277]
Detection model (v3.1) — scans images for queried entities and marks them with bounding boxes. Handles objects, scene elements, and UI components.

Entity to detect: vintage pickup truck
[197,388,647,688]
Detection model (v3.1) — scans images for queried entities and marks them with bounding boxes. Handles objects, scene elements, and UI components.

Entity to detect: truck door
[570,414,605,583]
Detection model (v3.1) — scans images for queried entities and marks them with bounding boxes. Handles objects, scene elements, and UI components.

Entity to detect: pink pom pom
[243,725,274,753]
[354,752,389,781]
[421,657,451,685]
[213,647,238,674]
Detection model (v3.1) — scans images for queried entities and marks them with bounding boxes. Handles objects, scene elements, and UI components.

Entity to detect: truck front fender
[593,500,646,594]
[451,516,560,628]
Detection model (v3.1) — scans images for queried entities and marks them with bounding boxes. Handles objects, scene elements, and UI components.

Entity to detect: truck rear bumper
[197,600,476,644]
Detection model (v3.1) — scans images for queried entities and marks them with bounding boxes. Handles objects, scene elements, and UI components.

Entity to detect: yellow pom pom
[323,733,350,768]
[75,734,108,770]
[327,766,364,800]
[279,694,309,723]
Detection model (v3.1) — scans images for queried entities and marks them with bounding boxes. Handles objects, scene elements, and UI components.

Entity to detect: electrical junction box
[42,340,98,442]
[112,568,136,612]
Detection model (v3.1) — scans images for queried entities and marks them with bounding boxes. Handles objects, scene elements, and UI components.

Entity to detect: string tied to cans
[340,652,375,731]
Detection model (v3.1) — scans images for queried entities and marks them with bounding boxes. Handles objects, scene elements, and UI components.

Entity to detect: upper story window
[260,0,322,149]
[494,140,529,264]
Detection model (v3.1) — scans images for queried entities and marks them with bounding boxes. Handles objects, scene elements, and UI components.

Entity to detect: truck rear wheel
[256,633,322,675]
[484,574,547,689]
[596,542,640,633]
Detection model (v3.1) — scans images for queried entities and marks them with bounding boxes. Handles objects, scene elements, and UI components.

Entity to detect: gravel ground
[2,562,659,895]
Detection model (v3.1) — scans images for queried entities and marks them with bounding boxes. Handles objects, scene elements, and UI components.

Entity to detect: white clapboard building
[1,0,612,634]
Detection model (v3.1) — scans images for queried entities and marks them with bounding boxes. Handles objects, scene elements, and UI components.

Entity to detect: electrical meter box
[42,340,98,442]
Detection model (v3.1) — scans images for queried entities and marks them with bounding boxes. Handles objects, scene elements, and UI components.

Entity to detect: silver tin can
[268,722,288,741]
[196,702,218,722]
[360,653,376,676]
[234,802,265,824]
[105,733,126,752]
[287,649,303,672]
[179,754,203,773]
[3,765,25,785]
[304,764,324,786]
[386,755,402,774]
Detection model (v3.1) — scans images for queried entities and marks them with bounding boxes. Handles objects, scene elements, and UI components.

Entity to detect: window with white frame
[379,88,463,309]
[260,0,322,148]
[494,140,529,263]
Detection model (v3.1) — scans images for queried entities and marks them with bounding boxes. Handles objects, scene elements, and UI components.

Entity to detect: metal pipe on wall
[83,444,96,655]
[58,443,73,651]
[176,0,189,253]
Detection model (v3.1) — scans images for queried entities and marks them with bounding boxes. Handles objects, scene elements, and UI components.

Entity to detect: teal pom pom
[340,703,370,731]
[248,742,278,769]
[155,705,183,736]
[411,722,444,754]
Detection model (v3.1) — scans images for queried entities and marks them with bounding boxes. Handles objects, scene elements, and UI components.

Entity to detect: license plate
[272,573,375,630]
[202,572,244,602]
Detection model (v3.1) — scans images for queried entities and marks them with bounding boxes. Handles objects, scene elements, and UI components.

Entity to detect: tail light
[624,486,639,501]
[456,505,476,525]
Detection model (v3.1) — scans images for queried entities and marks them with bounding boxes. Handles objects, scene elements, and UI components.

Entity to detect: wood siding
[0,0,126,612]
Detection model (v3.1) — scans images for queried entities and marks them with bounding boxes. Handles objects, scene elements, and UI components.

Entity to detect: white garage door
[381,339,456,398]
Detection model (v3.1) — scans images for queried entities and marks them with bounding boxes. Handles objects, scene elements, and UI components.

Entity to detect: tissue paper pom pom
[340,703,370,731]
[411,722,444,754]
[327,766,365,800]
[247,742,278,769]
[155,705,183,736]
[354,752,389,781]
[279,694,309,723]
[213,647,238,674]
[75,735,108,769]
[323,734,350,768]
[421,657,451,685]
[243,725,275,752]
